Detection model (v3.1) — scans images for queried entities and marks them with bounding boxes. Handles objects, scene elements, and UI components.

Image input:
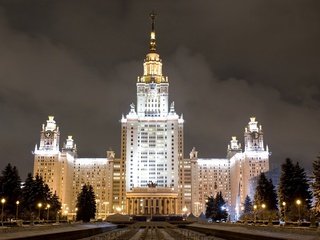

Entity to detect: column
[137,198,140,215]
[175,198,178,214]
[131,199,134,215]
[169,198,172,214]
[164,198,167,215]
[159,198,163,214]
[143,199,146,215]
[153,198,156,215]
[148,198,151,215]
[126,198,129,215]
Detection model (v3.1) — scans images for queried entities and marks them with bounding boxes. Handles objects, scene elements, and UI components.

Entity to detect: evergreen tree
[278,158,295,209]
[214,191,228,221]
[76,184,96,222]
[0,164,22,218]
[21,173,36,215]
[49,192,62,215]
[254,172,277,211]
[267,178,278,211]
[292,162,312,209]
[243,195,253,214]
[21,173,58,219]
[312,154,320,213]
[205,192,228,221]
[205,195,214,219]
[278,158,312,220]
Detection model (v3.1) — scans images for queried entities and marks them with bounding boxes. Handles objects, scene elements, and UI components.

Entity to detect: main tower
[116,13,185,215]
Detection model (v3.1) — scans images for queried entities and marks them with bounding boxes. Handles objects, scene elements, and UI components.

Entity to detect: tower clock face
[44,131,53,138]
[252,132,259,139]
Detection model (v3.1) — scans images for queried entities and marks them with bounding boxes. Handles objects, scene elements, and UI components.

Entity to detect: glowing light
[1,199,5,204]
[116,207,122,213]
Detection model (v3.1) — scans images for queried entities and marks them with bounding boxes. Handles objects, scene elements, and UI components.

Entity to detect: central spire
[138,12,167,84]
[149,11,156,52]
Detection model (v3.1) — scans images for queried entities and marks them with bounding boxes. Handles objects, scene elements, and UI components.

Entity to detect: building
[33,14,270,220]
[33,117,115,217]
[118,13,185,215]
[189,117,270,219]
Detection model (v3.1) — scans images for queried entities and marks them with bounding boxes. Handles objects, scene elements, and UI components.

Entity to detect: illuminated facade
[33,117,115,217]
[118,13,186,215]
[33,15,269,220]
[189,117,270,219]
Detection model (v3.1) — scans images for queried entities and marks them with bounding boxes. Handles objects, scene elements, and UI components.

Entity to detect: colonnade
[126,197,178,215]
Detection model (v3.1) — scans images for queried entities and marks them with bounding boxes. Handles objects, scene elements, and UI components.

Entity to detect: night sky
[0,1,319,179]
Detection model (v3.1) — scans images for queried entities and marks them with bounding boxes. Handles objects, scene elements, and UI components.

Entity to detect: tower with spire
[33,116,77,213]
[117,13,185,214]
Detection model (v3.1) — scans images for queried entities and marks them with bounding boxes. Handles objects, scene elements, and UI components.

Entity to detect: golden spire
[149,11,156,52]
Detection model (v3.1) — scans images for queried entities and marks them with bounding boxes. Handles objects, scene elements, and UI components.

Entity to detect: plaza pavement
[188,223,320,240]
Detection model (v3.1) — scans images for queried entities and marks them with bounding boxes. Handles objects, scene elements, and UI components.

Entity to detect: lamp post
[261,204,266,223]
[282,202,286,222]
[16,201,20,220]
[103,202,109,220]
[74,208,78,222]
[253,205,257,224]
[296,199,301,224]
[1,198,6,227]
[37,203,42,220]
[182,206,188,220]
[46,204,50,222]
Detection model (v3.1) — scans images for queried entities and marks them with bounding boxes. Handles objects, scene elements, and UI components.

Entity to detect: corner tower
[117,13,185,215]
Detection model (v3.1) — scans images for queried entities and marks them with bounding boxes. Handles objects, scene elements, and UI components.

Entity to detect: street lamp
[46,204,50,222]
[37,203,42,220]
[16,201,20,220]
[296,199,301,224]
[261,204,266,223]
[282,202,286,222]
[182,206,188,220]
[103,202,109,220]
[1,198,6,227]
[253,205,257,224]
[74,208,78,222]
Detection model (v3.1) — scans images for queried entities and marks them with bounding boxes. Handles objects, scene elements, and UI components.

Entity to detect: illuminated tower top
[244,117,265,152]
[134,13,171,117]
[138,12,167,85]
[36,116,60,153]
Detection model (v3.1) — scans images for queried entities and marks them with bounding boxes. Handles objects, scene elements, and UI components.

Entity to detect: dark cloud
[0,0,319,178]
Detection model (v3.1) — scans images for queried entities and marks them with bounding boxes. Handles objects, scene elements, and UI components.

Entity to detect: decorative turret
[62,136,77,156]
[227,136,242,159]
[244,117,264,152]
[38,116,60,152]
[190,147,198,162]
